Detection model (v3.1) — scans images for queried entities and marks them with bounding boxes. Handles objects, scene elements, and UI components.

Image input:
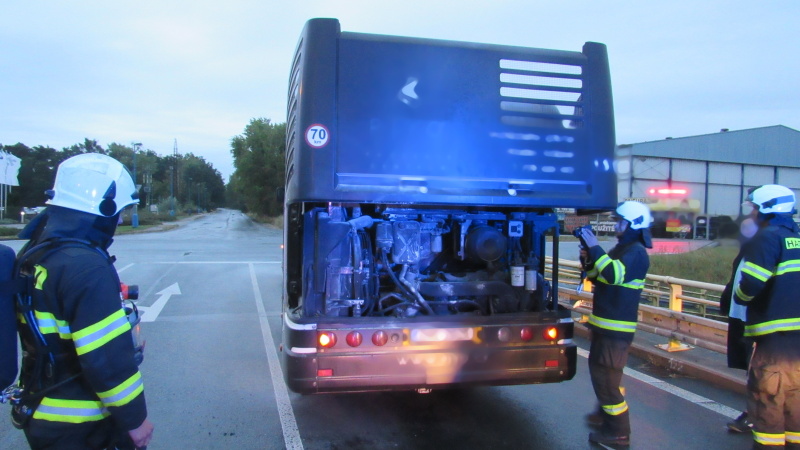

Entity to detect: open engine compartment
[289,203,560,319]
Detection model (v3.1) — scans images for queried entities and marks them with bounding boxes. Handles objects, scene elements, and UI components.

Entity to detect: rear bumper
[281,313,577,394]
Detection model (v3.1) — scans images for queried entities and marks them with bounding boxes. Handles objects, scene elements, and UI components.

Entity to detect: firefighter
[13,153,154,449]
[578,201,652,448]
[732,184,800,449]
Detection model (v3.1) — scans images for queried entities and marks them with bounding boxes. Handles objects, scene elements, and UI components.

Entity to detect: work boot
[726,411,753,433]
[589,431,630,448]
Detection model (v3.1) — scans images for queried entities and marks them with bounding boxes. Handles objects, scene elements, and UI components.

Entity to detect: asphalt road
[0,209,753,449]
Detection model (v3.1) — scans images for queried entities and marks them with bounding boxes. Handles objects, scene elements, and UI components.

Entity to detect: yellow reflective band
[753,431,785,446]
[33,397,109,423]
[608,260,624,284]
[601,401,628,416]
[734,285,753,302]
[620,279,645,290]
[775,259,800,275]
[72,309,131,355]
[595,254,612,272]
[34,310,72,339]
[34,265,48,290]
[98,372,144,407]
[588,314,637,333]
[787,431,800,444]
[742,261,771,282]
[744,317,800,337]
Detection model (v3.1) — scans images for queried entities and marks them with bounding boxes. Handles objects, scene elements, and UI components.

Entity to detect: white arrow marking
[138,283,182,323]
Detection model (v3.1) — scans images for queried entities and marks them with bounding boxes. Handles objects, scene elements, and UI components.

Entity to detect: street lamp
[132,142,142,227]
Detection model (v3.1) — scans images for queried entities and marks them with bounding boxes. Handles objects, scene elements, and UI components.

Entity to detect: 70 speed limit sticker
[305,124,330,148]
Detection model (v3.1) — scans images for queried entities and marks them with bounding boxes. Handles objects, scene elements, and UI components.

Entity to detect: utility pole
[132,142,142,227]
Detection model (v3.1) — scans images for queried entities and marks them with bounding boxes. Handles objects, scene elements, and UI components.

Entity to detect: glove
[579,227,599,248]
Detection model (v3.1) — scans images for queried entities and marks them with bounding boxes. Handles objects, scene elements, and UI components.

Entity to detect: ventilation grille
[499,59,583,129]
[285,38,303,185]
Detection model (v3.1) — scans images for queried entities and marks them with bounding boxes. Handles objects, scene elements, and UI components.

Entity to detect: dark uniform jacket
[733,214,800,347]
[17,207,147,431]
[0,244,18,388]
[586,230,650,342]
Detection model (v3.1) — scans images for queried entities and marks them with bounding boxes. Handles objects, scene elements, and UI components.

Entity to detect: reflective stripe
[72,309,131,355]
[98,372,144,407]
[601,401,628,416]
[742,261,772,282]
[34,310,72,339]
[594,255,625,285]
[744,317,800,337]
[620,279,645,290]
[33,265,48,290]
[588,314,637,333]
[734,285,754,302]
[595,255,613,273]
[787,431,800,444]
[753,431,785,446]
[775,259,800,275]
[33,397,109,423]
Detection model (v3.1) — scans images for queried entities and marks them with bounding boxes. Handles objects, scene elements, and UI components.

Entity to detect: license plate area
[410,327,475,343]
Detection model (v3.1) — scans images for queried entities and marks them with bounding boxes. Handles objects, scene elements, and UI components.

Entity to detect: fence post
[656,281,693,352]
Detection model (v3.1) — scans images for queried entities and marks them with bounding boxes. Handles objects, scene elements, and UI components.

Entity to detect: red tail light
[520,327,534,342]
[543,327,558,341]
[318,332,337,348]
[346,331,363,347]
[372,331,389,346]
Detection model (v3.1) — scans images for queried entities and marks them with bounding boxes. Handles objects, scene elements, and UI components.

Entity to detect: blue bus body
[282,18,616,394]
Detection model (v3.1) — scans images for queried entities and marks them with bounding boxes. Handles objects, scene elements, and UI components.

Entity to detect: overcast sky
[2,1,798,182]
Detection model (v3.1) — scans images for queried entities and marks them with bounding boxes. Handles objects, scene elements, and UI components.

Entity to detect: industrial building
[615,125,800,238]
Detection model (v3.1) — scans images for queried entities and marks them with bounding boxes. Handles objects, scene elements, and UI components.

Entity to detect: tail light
[543,327,558,341]
[520,327,534,342]
[346,331,363,347]
[318,332,337,348]
[372,331,389,346]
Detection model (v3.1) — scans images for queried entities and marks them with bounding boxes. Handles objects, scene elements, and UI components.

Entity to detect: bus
[280,18,617,394]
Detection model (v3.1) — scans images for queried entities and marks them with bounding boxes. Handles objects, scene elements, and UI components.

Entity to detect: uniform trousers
[23,416,135,450]
[589,332,632,436]
[748,341,800,449]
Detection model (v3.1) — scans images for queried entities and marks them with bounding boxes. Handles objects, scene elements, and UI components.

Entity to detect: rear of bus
[281,18,617,394]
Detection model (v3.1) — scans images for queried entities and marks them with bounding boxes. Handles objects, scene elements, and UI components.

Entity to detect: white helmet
[46,153,139,217]
[745,184,795,214]
[615,201,652,230]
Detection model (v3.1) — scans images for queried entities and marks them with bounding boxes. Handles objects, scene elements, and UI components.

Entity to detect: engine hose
[377,301,416,315]
[380,250,414,303]
[399,265,435,315]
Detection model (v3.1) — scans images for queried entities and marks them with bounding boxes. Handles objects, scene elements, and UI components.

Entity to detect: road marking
[250,263,303,450]
[138,283,182,322]
[149,261,281,264]
[577,348,740,420]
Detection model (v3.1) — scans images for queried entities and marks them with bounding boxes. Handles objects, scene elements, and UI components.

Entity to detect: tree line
[227,118,286,218]
[0,139,225,218]
[0,117,286,221]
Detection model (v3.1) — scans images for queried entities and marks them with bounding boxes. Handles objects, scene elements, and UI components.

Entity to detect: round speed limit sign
[305,124,330,148]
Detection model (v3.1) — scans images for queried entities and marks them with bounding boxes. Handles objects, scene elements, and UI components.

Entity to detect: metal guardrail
[548,258,728,354]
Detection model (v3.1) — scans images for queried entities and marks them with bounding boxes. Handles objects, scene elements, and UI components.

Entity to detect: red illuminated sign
[648,187,688,196]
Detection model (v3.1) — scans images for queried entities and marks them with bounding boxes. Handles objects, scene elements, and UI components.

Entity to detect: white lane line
[576,348,740,420]
[116,263,134,273]
[150,261,281,264]
[249,263,303,450]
